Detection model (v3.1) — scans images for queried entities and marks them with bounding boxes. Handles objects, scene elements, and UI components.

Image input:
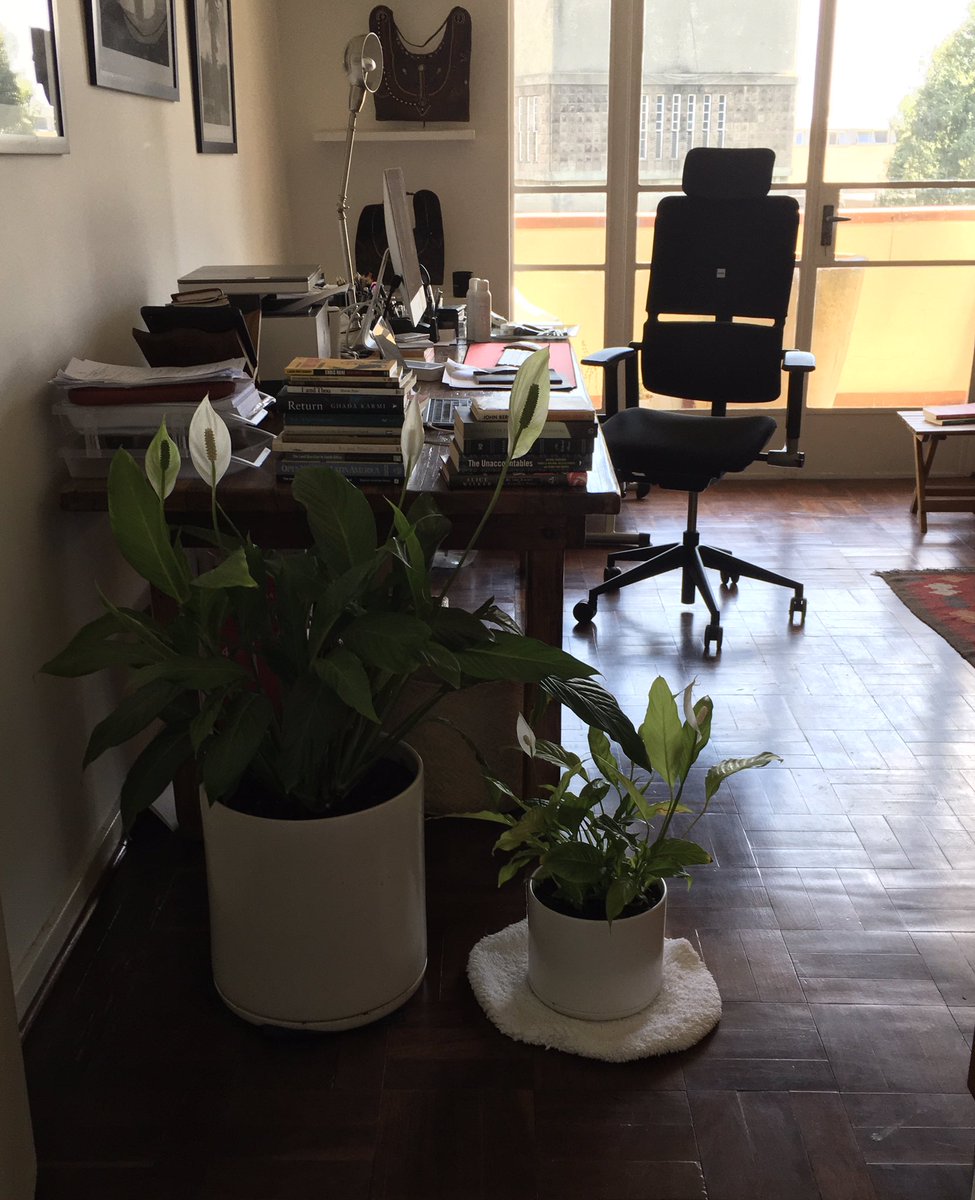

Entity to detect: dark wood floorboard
[23,478,975,1198]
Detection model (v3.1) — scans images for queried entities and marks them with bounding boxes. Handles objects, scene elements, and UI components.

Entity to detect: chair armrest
[759,348,816,466]
[784,350,815,372]
[581,345,640,418]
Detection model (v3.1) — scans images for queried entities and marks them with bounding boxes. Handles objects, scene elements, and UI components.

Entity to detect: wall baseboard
[14,811,123,1028]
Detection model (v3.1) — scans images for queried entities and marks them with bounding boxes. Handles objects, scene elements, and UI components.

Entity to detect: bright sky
[798,0,971,127]
[0,0,51,72]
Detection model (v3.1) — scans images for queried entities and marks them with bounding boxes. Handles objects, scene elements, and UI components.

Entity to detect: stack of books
[922,402,975,426]
[273,356,417,483]
[442,395,597,489]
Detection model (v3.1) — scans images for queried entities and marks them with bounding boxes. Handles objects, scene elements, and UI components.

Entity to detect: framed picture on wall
[0,0,68,153]
[84,0,179,100]
[187,0,236,153]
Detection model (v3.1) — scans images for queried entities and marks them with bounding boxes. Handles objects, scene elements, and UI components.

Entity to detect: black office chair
[573,147,815,653]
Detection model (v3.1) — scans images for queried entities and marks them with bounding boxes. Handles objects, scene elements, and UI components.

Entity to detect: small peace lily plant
[470,676,780,921]
[44,350,631,826]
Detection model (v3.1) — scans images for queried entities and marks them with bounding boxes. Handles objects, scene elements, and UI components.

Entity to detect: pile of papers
[51,358,271,425]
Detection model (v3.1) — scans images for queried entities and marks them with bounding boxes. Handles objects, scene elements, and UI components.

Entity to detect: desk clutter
[51,359,273,478]
[272,356,417,483]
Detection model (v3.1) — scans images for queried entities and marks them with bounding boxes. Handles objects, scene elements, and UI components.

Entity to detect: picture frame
[187,0,236,154]
[0,0,68,154]
[85,0,179,101]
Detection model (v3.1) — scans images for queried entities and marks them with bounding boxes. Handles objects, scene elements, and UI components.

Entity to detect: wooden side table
[897,410,975,534]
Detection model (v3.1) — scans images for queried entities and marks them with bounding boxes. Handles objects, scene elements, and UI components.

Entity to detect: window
[638,93,649,160]
[669,93,681,158]
[512,0,975,416]
[654,94,664,159]
[517,94,539,164]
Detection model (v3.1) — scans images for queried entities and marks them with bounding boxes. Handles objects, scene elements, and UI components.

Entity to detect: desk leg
[912,433,940,535]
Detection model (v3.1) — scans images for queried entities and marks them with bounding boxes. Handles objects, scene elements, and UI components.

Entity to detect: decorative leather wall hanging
[368,6,471,124]
[355,189,446,286]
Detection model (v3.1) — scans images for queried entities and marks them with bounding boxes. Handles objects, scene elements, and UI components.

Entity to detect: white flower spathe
[188,395,232,487]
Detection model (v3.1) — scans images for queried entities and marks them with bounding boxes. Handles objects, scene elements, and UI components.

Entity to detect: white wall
[275,0,511,312]
[0,0,288,1016]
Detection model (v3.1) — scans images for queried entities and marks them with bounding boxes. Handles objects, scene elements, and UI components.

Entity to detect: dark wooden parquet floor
[23,477,975,1199]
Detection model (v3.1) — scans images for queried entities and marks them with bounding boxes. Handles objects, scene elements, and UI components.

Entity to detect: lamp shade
[344,32,383,101]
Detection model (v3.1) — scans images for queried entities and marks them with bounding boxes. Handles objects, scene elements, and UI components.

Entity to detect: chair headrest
[682,148,775,199]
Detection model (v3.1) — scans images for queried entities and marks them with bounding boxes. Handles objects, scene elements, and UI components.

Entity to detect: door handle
[821,204,851,247]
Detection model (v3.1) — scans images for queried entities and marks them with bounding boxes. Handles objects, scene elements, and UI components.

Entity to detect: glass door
[799,0,975,409]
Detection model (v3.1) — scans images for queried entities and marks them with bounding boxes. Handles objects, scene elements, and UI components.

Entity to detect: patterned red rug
[878,570,975,665]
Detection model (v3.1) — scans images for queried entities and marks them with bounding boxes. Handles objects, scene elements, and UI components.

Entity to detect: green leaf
[119,725,193,832]
[342,612,432,673]
[108,450,190,603]
[389,503,432,612]
[645,837,713,874]
[41,612,157,677]
[498,857,530,886]
[496,805,549,851]
[451,809,515,826]
[541,676,649,768]
[588,727,617,781]
[278,674,344,798]
[639,676,685,787]
[314,647,380,723]
[190,691,225,753]
[133,656,250,689]
[292,467,378,572]
[606,876,640,922]
[457,632,598,683]
[509,348,552,459]
[83,678,182,767]
[404,493,451,563]
[417,642,463,687]
[542,840,605,885]
[201,692,274,803]
[705,752,781,802]
[428,605,494,648]
[192,546,258,590]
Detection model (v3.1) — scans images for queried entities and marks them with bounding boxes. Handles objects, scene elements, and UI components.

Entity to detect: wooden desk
[898,410,975,534]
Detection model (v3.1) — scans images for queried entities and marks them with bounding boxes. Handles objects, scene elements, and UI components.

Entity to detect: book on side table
[922,402,975,425]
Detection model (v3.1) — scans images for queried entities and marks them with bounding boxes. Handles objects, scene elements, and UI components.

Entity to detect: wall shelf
[314,128,476,143]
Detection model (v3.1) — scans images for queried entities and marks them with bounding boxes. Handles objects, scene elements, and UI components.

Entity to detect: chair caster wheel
[603,566,622,583]
[636,484,651,500]
[704,623,723,652]
[573,600,597,625]
[720,572,739,587]
[789,595,807,623]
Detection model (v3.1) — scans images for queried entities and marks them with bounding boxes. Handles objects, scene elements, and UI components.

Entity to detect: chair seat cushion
[603,407,778,492]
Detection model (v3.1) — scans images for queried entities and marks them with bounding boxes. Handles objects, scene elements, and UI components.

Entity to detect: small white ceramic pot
[201,744,426,1031]
[527,876,667,1020]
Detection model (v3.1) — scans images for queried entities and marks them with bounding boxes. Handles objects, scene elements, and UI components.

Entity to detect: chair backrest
[641,147,799,405]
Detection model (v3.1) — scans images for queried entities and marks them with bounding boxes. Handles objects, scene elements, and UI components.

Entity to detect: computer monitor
[382,167,429,330]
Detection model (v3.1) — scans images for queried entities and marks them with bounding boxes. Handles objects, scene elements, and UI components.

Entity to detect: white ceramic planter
[201,744,426,1031]
[527,877,667,1020]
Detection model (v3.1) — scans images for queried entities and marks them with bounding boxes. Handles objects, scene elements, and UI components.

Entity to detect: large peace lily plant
[44,351,634,827]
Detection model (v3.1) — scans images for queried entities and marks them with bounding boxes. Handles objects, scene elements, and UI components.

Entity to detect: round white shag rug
[467,919,721,1062]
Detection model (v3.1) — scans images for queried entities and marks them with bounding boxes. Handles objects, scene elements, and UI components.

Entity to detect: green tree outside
[886,3,975,203]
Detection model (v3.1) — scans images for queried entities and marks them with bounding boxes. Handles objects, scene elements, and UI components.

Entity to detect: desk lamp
[337,32,383,316]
